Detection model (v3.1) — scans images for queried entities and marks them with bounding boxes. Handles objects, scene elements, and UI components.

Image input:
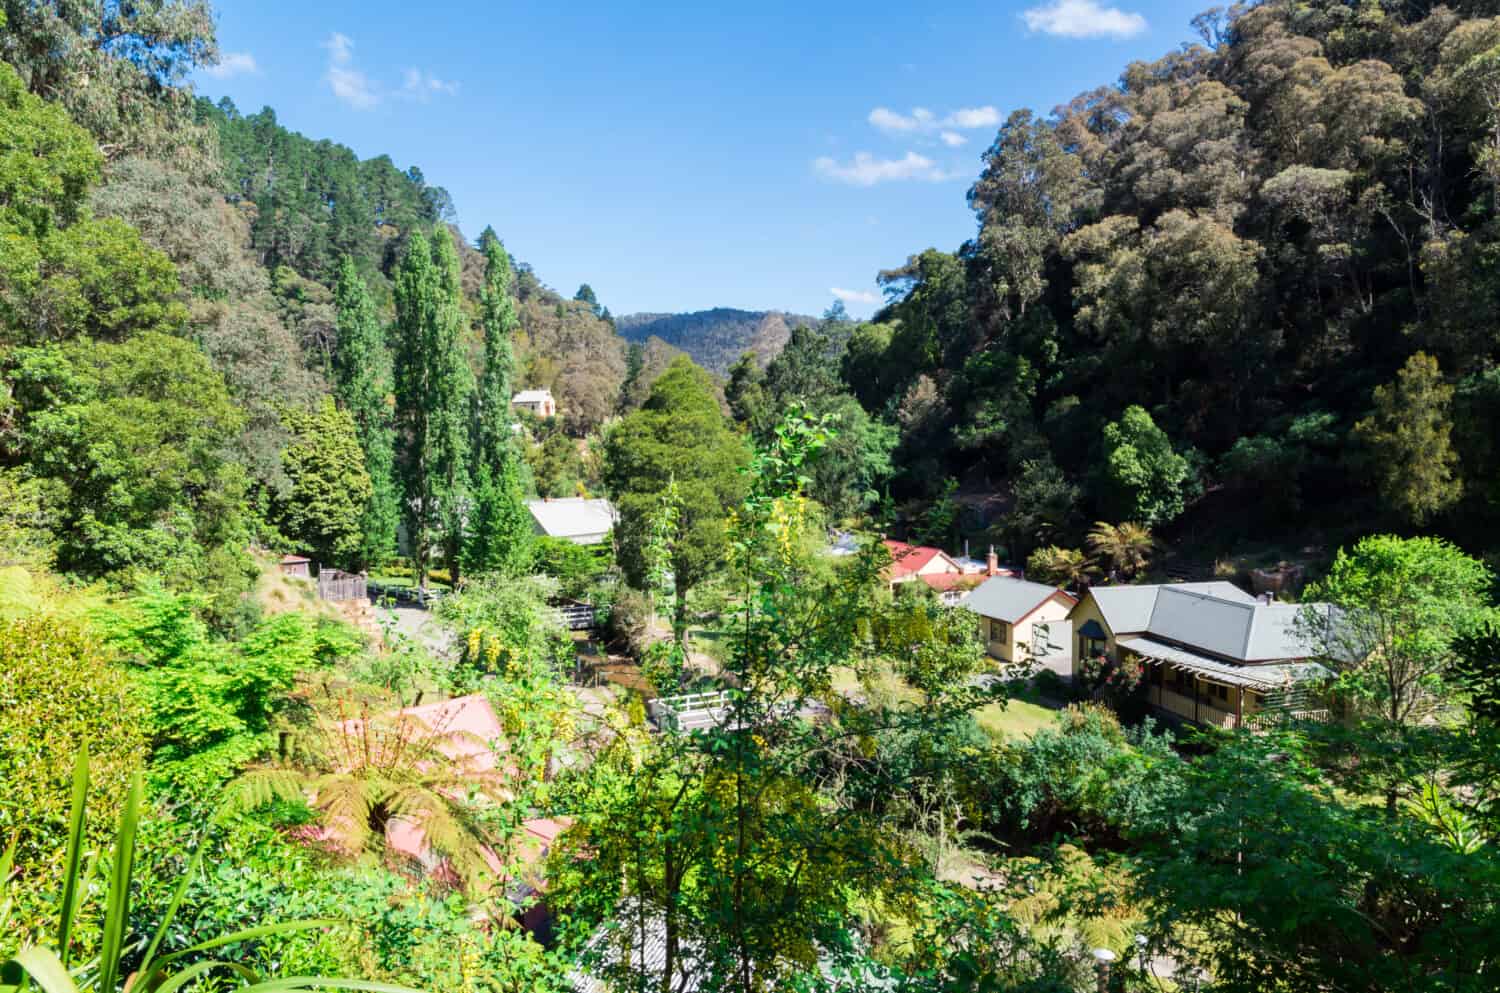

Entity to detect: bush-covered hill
[848,1,1500,561]
[616,307,817,374]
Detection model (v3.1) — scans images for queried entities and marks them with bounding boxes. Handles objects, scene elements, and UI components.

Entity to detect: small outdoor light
[1091,948,1117,993]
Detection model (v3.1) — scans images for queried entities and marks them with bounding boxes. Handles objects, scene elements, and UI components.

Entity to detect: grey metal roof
[1146,588,1326,662]
[963,576,1072,624]
[512,388,553,403]
[1116,636,1331,689]
[527,497,616,540]
[571,906,708,993]
[1087,581,1255,635]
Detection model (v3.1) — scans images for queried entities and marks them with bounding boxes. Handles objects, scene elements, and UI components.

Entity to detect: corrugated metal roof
[1146,588,1326,662]
[883,540,954,577]
[1088,581,1255,634]
[963,576,1074,623]
[1117,636,1331,689]
[527,497,616,540]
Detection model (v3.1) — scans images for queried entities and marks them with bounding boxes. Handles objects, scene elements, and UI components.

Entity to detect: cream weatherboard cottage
[963,576,1077,671]
[1068,582,1334,729]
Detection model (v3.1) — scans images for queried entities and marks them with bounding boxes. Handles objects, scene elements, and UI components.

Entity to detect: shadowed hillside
[616,308,817,374]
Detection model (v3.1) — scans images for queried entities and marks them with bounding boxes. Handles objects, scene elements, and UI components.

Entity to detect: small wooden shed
[279,554,312,578]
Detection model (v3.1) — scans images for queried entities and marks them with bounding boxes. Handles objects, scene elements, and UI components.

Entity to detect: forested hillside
[846,2,1500,562]
[6,4,1500,993]
[616,307,816,373]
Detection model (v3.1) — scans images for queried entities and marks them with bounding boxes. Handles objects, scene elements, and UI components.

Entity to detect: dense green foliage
[603,356,749,636]
[331,257,399,569]
[843,1,1500,554]
[0,615,146,900]
[198,99,451,283]
[466,234,533,575]
[272,397,371,569]
[393,229,473,586]
[7,2,1500,992]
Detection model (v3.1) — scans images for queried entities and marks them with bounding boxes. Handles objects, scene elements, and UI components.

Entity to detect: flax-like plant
[226,694,510,893]
[0,748,417,993]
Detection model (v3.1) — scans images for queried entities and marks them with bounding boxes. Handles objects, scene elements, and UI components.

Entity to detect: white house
[511,388,556,418]
[526,497,616,545]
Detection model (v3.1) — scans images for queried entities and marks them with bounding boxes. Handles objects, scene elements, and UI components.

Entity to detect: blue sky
[197,0,1206,318]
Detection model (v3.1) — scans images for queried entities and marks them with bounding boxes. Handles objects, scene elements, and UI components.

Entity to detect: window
[989,618,1010,643]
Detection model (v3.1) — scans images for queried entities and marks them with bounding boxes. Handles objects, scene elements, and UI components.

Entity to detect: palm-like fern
[0,748,415,993]
[1086,521,1155,581]
[1026,546,1094,588]
[227,694,512,893]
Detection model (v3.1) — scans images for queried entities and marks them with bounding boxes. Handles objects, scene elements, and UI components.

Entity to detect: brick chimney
[987,545,999,577]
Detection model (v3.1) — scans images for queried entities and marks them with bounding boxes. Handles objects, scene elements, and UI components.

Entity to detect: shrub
[0,615,146,927]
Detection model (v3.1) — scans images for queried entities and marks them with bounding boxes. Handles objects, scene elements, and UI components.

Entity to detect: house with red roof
[882,539,987,602]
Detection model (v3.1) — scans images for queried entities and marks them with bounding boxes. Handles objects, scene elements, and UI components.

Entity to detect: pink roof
[281,553,311,563]
[337,693,505,775]
[884,540,958,578]
[305,695,575,893]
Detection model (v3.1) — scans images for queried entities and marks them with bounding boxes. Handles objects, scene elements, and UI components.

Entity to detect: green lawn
[975,696,1061,740]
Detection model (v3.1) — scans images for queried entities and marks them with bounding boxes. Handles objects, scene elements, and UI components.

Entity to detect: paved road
[374,603,455,658]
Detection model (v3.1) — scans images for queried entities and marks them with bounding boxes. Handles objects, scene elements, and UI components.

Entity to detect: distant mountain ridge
[615,308,819,375]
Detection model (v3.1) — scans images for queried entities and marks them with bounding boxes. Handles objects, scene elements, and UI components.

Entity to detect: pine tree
[332,257,398,569]
[1354,352,1464,525]
[466,234,533,575]
[273,397,372,569]
[393,229,472,588]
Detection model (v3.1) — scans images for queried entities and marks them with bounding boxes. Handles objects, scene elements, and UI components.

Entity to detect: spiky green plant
[225,695,510,894]
[0,748,417,993]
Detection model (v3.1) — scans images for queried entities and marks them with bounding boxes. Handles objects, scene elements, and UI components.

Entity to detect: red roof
[883,540,957,578]
[281,553,311,564]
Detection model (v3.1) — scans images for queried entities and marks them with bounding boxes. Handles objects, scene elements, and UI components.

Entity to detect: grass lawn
[975,695,1061,740]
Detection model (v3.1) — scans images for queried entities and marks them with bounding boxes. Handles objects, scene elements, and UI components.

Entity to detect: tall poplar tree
[393,228,472,588]
[332,257,398,568]
[466,231,533,574]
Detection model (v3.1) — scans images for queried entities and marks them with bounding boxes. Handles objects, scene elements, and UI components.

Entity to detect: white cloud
[402,68,460,100]
[946,106,1002,129]
[323,33,378,109]
[321,34,459,111]
[939,130,967,147]
[868,106,935,133]
[813,151,957,186]
[868,105,1002,137]
[831,287,880,305]
[1021,0,1148,40]
[203,52,257,79]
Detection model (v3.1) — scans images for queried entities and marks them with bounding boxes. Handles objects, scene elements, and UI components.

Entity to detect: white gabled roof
[526,497,615,538]
[511,388,553,404]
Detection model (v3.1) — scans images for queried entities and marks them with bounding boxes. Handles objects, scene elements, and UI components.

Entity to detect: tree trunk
[673,571,689,651]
